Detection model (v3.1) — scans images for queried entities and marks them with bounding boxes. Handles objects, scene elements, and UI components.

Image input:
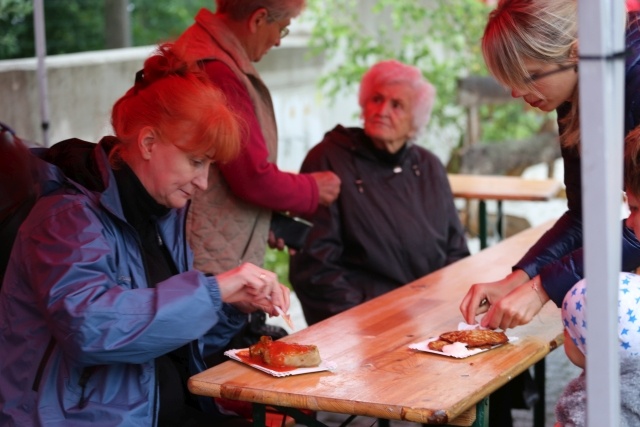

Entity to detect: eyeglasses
[524,63,577,83]
[266,11,290,39]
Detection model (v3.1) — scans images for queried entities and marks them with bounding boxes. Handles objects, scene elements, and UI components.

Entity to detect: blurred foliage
[0,0,35,58]
[303,0,550,145]
[263,248,292,290]
[0,0,209,59]
[130,0,210,45]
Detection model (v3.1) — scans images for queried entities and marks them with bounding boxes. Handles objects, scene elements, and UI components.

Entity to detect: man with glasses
[175,1,340,279]
[174,4,340,421]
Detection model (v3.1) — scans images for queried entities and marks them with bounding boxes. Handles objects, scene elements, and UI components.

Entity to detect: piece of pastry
[249,336,321,368]
[438,329,508,348]
[427,339,450,352]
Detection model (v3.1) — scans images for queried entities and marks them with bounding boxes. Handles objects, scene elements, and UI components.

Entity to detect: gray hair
[358,59,436,137]
[215,0,306,21]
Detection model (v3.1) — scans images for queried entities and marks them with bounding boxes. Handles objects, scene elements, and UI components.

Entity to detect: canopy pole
[33,0,49,146]
[578,1,626,425]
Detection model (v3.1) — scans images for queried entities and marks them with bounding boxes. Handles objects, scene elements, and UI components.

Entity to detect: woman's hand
[459,269,530,325]
[479,276,549,330]
[215,263,290,316]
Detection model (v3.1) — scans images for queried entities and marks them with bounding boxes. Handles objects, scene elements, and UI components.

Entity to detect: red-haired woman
[0,44,289,427]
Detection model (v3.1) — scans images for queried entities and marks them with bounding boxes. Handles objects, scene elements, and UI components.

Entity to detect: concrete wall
[0,34,360,172]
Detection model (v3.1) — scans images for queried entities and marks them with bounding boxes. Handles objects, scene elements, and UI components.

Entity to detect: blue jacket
[0,139,246,426]
[515,12,640,306]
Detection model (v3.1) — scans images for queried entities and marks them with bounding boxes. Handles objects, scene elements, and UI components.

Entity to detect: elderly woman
[0,44,289,427]
[289,59,469,326]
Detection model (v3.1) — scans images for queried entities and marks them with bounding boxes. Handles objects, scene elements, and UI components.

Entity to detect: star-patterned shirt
[562,272,640,357]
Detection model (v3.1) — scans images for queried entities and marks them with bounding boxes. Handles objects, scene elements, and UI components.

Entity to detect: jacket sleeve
[537,220,640,307]
[203,61,319,215]
[18,196,244,366]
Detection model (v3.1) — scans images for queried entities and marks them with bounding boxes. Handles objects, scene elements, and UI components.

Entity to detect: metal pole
[33,0,49,146]
[578,0,626,426]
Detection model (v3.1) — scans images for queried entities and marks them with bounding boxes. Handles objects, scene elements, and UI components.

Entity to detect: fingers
[216,264,289,311]
[479,283,541,330]
[251,267,290,313]
[312,171,342,206]
[267,231,277,249]
[459,285,488,324]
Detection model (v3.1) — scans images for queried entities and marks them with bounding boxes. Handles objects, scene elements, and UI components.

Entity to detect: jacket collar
[190,9,259,77]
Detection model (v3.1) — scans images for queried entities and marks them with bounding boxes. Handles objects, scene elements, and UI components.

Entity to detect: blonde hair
[482,0,580,148]
[358,59,436,139]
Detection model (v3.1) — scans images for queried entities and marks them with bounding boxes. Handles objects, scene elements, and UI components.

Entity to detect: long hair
[358,59,436,140]
[482,0,580,148]
[215,0,305,21]
[110,43,242,167]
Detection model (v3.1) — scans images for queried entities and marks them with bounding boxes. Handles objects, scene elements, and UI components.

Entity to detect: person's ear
[248,7,269,33]
[138,126,157,160]
[570,41,579,68]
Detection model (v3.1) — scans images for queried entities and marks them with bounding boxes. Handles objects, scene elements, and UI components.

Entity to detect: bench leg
[533,359,546,427]
[479,200,488,249]
[471,397,489,427]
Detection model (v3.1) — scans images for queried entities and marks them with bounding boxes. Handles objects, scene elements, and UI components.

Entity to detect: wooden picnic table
[189,220,564,426]
[448,174,563,249]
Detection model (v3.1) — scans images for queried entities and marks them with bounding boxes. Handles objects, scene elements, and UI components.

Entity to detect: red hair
[110,43,242,165]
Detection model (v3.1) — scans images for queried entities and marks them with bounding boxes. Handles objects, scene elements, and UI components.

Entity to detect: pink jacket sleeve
[203,61,319,215]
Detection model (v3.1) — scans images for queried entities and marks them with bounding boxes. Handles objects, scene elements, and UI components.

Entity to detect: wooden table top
[448,174,563,201]
[189,220,563,425]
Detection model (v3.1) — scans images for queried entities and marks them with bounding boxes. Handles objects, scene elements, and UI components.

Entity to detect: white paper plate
[409,337,510,359]
[224,348,337,377]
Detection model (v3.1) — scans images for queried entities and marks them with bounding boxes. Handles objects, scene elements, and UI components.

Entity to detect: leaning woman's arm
[538,220,640,306]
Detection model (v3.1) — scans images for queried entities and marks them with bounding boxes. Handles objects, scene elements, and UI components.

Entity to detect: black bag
[270,211,312,250]
[0,126,99,287]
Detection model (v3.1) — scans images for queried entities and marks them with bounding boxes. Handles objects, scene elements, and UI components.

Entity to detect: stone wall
[0,35,360,172]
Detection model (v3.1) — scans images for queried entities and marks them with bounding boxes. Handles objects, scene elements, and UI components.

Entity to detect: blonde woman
[460,0,640,331]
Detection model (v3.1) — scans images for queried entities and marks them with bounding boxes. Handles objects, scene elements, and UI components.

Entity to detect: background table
[448,174,563,249]
[190,220,564,426]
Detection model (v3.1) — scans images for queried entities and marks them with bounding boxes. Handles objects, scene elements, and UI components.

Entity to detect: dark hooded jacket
[289,126,469,326]
[516,11,640,306]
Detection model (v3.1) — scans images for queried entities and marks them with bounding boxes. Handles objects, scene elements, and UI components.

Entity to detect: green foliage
[130,0,210,46]
[304,0,549,145]
[0,0,34,58]
[45,1,104,55]
[0,0,209,60]
[263,248,292,290]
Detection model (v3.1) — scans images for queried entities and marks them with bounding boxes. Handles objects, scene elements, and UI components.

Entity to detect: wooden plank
[448,174,563,202]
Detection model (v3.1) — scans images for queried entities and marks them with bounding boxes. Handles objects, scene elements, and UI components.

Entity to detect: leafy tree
[130,0,210,46]
[0,0,209,60]
[303,0,550,148]
[0,0,34,58]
